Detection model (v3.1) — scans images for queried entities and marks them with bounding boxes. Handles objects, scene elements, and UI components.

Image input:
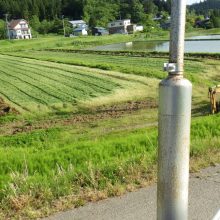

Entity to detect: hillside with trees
[0,0,219,37]
[189,0,220,15]
[189,0,220,28]
[0,0,170,33]
[0,0,170,22]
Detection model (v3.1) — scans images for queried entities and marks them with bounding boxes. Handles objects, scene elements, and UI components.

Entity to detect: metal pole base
[157,75,192,220]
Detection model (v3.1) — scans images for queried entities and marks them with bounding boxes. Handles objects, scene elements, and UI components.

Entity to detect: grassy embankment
[186,28,220,38]
[0,30,219,218]
[0,34,142,52]
[0,113,219,219]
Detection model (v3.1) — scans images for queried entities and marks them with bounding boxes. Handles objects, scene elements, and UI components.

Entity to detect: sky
[187,0,203,5]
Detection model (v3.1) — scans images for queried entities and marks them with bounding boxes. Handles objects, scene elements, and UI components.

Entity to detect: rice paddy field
[0,34,219,219]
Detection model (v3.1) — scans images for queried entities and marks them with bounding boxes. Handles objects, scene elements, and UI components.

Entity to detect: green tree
[210,14,220,28]
[130,0,145,23]
[38,20,52,34]
[119,0,145,23]
[0,19,6,39]
[50,18,63,33]
[143,0,158,14]
[144,14,159,32]
[84,0,119,27]
[64,19,73,35]
[30,15,41,32]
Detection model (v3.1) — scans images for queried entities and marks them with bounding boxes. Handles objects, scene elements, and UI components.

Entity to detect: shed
[92,27,109,36]
[73,27,88,36]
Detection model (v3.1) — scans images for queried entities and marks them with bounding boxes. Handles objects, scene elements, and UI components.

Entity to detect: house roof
[109,19,130,23]
[8,19,28,29]
[69,20,86,25]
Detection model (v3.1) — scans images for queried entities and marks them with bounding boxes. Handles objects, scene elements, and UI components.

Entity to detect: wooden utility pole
[62,15,66,37]
[5,14,10,40]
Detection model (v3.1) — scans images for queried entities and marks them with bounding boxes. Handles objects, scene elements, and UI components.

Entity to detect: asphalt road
[44,164,220,220]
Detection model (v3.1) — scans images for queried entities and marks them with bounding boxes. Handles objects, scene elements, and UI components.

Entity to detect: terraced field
[7,50,166,78]
[0,54,156,114]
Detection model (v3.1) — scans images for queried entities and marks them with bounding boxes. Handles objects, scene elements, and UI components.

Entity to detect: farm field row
[9,50,219,83]
[0,54,157,114]
[4,50,220,112]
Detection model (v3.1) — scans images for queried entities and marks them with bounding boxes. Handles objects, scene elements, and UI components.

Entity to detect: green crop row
[0,60,111,100]
[0,54,127,113]
[4,50,209,82]
[0,55,119,93]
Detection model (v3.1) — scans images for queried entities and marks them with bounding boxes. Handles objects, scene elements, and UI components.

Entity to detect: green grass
[0,113,219,219]
[0,34,138,52]
[186,28,220,38]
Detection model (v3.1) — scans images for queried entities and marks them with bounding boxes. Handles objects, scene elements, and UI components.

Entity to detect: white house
[8,19,32,39]
[108,19,131,28]
[73,27,88,36]
[136,25,144,32]
[69,20,87,28]
[108,19,131,34]
[108,19,143,34]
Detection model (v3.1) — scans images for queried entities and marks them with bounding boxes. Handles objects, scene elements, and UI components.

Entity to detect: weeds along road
[45,164,220,220]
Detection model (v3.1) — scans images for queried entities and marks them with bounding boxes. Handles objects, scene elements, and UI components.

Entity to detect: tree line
[0,0,170,25]
[189,0,220,15]
[189,0,220,28]
[0,0,171,37]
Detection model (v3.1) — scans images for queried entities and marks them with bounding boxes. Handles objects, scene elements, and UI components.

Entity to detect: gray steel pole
[157,0,192,220]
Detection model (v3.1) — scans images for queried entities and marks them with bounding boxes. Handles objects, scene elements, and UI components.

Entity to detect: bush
[0,19,6,39]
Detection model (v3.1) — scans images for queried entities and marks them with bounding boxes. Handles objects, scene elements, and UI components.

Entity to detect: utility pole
[157,0,192,220]
[62,15,66,37]
[5,14,10,40]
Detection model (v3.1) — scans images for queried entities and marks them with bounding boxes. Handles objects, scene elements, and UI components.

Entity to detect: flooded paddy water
[91,35,220,53]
